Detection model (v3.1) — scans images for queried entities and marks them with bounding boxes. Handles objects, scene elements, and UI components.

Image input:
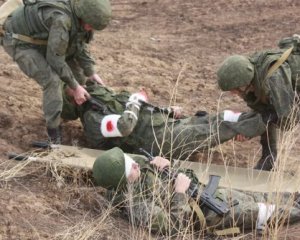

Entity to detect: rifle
[139,148,231,215]
[86,95,175,117]
[139,100,175,117]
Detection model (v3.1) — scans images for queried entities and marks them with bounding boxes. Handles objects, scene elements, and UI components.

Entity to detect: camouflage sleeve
[46,14,79,89]
[75,43,95,77]
[267,63,298,129]
[209,111,266,146]
[117,104,140,136]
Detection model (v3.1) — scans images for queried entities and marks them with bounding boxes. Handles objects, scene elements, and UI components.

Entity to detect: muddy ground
[1,0,300,239]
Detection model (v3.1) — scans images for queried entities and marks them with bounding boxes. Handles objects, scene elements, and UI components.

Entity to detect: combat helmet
[72,0,111,30]
[217,55,254,91]
[92,147,126,189]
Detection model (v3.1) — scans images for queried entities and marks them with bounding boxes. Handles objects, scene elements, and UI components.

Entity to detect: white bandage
[124,110,138,121]
[100,114,122,137]
[124,154,136,178]
[126,92,148,108]
[223,110,242,122]
[256,203,275,231]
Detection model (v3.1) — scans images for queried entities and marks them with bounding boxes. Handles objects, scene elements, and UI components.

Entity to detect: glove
[127,90,148,108]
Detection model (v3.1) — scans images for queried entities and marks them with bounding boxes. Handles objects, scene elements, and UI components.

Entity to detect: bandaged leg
[256,203,275,232]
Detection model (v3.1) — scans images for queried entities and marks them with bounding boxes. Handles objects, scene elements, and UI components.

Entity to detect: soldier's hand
[89,73,105,86]
[127,89,148,107]
[174,173,191,193]
[171,106,183,119]
[73,85,90,105]
[235,134,249,142]
[150,156,170,171]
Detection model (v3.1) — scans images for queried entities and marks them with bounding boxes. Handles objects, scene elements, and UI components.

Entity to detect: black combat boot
[47,126,62,145]
[254,128,277,171]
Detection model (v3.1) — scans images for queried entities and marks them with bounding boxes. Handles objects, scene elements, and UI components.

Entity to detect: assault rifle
[86,95,175,117]
[139,148,231,215]
[139,100,175,117]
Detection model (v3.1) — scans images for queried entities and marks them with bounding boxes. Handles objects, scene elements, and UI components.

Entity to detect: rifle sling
[257,46,293,104]
[266,46,293,79]
[189,198,206,227]
[189,198,240,236]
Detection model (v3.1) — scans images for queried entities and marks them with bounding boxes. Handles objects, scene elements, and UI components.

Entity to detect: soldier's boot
[47,126,62,145]
[254,131,277,171]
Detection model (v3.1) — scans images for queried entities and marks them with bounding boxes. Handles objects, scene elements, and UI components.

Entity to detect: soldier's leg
[159,111,266,159]
[13,47,63,143]
[215,189,300,233]
[254,124,277,171]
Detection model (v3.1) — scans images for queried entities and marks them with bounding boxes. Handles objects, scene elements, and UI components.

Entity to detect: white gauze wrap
[223,110,242,122]
[124,154,136,178]
[256,203,276,231]
[101,114,122,137]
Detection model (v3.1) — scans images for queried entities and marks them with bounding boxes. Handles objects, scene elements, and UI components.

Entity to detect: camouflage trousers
[208,189,300,232]
[2,41,63,128]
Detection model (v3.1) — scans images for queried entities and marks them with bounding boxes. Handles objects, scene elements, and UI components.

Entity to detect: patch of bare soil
[1,0,300,238]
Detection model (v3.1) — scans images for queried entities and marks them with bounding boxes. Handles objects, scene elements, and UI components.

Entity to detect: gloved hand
[127,89,148,108]
[88,73,105,85]
[73,85,90,105]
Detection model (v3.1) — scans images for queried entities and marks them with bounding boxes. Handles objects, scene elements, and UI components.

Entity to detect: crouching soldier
[62,82,267,160]
[92,147,300,237]
[217,35,300,170]
[0,0,111,144]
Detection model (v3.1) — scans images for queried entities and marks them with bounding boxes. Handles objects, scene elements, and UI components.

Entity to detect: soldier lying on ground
[62,81,267,160]
[217,35,300,170]
[92,147,300,237]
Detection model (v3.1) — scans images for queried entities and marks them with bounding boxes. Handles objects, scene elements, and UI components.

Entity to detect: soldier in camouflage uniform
[62,82,267,160]
[217,35,300,171]
[0,0,111,143]
[92,147,300,236]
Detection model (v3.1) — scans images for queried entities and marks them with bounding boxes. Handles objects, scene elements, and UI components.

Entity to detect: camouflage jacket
[4,0,95,89]
[245,48,300,129]
[106,155,195,235]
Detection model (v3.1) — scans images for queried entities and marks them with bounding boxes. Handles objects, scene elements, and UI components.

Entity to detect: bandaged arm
[100,92,147,137]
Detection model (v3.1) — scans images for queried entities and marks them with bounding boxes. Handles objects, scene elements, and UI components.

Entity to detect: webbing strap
[266,46,293,79]
[1,22,47,45]
[189,198,206,228]
[214,227,240,236]
[11,33,47,45]
[189,198,241,236]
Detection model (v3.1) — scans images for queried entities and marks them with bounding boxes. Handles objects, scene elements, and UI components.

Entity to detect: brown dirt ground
[1,0,300,239]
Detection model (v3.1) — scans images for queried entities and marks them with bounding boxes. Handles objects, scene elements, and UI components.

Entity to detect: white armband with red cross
[101,114,123,137]
[223,110,242,122]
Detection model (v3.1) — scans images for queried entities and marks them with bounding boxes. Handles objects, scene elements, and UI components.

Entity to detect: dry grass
[1,89,300,240]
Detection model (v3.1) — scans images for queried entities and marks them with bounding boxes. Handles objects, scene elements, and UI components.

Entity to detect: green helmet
[217,55,254,91]
[72,0,111,30]
[92,147,126,189]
